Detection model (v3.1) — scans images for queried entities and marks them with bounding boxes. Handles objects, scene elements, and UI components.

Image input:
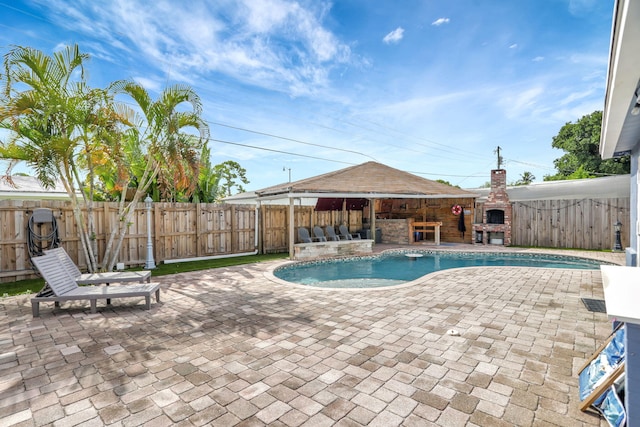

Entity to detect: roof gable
[256,162,476,198]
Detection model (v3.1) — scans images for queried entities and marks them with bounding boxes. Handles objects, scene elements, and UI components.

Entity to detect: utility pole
[494,146,503,169]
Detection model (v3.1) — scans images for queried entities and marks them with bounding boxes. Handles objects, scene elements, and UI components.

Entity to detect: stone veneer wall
[294,240,374,260]
[376,219,410,244]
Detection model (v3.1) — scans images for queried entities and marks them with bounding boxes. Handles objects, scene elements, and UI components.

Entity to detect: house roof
[255,162,478,199]
[600,0,640,159]
[468,174,630,202]
[0,175,71,200]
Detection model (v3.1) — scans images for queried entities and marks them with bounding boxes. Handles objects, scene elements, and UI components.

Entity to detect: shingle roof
[255,162,477,198]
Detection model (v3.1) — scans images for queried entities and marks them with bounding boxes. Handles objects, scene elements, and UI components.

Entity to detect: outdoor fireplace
[472,169,512,245]
[486,209,504,224]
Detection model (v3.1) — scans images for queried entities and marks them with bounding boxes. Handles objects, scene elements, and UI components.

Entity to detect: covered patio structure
[254,162,478,259]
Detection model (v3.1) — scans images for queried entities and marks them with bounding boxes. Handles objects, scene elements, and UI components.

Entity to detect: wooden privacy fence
[0,200,256,283]
[0,197,629,282]
[0,201,363,282]
[507,198,630,250]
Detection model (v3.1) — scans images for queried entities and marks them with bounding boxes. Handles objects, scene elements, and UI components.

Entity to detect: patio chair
[44,247,151,285]
[339,224,361,240]
[324,225,342,241]
[312,226,328,242]
[298,227,314,243]
[30,254,161,317]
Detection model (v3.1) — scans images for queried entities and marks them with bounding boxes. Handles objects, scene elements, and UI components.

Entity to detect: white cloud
[568,53,608,67]
[568,0,597,16]
[132,76,163,92]
[369,90,477,123]
[36,0,354,98]
[431,18,450,26]
[497,85,544,119]
[509,44,518,49]
[558,88,595,106]
[383,27,405,44]
[532,56,544,62]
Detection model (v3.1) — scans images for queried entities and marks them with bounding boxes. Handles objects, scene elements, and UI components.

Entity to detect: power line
[209,121,378,161]
[210,138,358,166]
[212,138,494,178]
[506,158,555,171]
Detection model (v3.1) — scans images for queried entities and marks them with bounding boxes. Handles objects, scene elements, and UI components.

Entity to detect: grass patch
[1,252,288,298]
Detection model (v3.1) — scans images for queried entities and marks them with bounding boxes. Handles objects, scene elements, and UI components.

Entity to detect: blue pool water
[274,251,603,288]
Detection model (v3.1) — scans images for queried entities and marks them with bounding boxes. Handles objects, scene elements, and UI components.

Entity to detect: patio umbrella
[458,208,466,238]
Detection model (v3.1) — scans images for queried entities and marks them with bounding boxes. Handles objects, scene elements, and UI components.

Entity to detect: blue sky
[1,0,613,191]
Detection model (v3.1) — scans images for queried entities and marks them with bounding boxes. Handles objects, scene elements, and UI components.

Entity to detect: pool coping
[264,247,619,292]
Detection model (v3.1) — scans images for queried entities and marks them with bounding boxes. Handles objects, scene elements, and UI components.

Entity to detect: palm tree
[188,144,221,203]
[0,44,106,271]
[1,45,211,271]
[514,171,536,186]
[102,80,210,270]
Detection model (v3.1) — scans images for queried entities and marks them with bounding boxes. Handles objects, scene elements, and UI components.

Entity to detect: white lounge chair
[30,254,161,317]
[44,247,151,284]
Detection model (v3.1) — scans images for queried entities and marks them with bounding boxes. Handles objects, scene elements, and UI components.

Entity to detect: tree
[513,171,535,186]
[0,44,105,271]
[215,160,249,198]
[1,44,210,272]
[435,179,460,188]
[190,144,222,203]
[101,80,209,270]
[544,111,630,181]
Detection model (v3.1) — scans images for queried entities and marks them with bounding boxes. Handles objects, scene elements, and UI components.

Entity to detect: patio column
[289,196,295,259]
[370,198,376,245]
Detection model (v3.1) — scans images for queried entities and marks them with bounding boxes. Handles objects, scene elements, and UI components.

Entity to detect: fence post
[196,203,202,258]
[231,204,237,253]
[153,202,161,264]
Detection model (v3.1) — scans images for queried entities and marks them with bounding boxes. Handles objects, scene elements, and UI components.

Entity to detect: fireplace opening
[486,209,504,224]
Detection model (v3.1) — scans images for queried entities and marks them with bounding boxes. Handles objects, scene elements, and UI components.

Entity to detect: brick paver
[0,246,621,426]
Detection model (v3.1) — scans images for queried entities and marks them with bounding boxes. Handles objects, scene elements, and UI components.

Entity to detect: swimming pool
[273,251,604,288]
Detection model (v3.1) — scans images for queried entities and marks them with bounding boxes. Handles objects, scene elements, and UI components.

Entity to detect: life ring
[451,204,462,215]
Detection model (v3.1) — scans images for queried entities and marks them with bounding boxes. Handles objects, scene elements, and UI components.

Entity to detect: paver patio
[0,247,624,426]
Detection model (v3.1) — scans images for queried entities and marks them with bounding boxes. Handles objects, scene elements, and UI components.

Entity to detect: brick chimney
[473,169,512,245]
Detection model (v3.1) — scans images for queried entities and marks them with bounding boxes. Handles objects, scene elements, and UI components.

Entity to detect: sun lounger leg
[145,295,151,310]
[90,300,97,313]
[155,289,160,303]
[32,301,40,318]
